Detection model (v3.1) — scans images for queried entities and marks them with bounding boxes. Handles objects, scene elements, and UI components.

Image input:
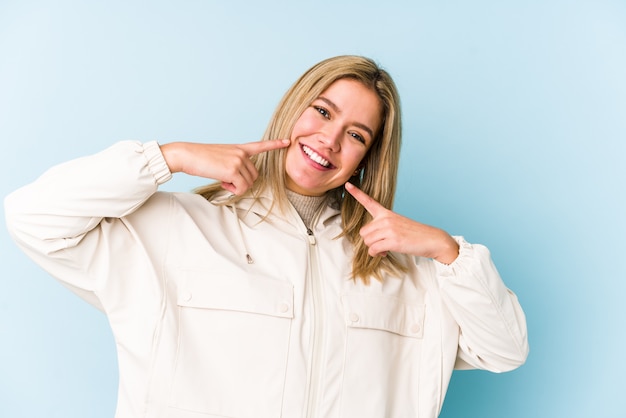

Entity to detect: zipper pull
[306,228,316,245]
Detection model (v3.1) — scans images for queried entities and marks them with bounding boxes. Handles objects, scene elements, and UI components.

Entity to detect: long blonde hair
[196,55,406,283]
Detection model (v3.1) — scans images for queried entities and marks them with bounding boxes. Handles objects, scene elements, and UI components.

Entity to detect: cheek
[291,112,319,137]
[285,141,300,161]
[346,147,368,168]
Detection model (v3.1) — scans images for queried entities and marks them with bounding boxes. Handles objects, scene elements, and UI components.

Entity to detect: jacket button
[410,323,421,334]
[349,312,360,323]
[278,303,290,313]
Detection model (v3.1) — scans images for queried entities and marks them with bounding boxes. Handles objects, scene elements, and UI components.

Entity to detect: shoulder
[123,191,221,225]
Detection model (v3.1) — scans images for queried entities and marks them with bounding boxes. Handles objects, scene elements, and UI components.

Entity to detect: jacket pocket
[170,269,293,418]
[339,293,425,417]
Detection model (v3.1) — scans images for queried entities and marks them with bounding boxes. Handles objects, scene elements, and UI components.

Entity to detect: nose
[318,124,342,152]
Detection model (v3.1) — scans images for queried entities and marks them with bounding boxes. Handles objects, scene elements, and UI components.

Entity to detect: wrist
[433,236,460,265]
[160,142,185,173]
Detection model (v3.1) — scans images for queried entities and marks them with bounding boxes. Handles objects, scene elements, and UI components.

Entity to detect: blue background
[1,1,625,417]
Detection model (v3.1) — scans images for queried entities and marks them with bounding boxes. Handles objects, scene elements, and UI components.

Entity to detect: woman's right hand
[160,139,290,195]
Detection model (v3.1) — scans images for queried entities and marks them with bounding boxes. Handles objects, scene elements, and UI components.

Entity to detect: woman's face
[285,78,382,196]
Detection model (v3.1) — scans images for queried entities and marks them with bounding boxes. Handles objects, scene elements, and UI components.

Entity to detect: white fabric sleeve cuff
[433,236,475,276]
[141,141,172,185]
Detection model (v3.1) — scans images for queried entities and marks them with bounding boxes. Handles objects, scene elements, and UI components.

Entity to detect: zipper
[305,225,325,418]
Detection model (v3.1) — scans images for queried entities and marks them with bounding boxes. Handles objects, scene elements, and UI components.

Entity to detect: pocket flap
[177,269,294,319]
[341,293,424,338]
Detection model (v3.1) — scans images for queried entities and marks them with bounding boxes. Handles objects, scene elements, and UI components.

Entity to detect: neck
[285,189,328,228]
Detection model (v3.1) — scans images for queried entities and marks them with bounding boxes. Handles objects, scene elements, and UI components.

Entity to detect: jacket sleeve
[434,236,529,373]
[4,141,172,308]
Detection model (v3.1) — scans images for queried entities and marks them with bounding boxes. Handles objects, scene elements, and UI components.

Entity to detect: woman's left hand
[345,182,459,264]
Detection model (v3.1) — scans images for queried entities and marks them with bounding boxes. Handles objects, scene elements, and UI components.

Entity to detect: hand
[345,182,459,264]
[161,139,290,195]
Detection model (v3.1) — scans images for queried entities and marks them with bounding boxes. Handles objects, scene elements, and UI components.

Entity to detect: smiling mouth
[301,144,334,168]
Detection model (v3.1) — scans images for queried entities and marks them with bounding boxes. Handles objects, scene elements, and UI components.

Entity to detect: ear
[353,164,365,176]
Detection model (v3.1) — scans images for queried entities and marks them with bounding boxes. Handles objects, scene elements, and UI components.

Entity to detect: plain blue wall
[1,1,625,417]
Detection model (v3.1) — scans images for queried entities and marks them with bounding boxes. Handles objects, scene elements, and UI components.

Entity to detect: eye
[349,131,366,144]
[314,106,330,119]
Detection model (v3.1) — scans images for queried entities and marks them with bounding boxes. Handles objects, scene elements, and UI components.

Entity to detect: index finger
[240,138,290,156]
[345,182,386,217]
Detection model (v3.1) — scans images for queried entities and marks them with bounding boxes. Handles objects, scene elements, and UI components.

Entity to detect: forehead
[319,78,378,102]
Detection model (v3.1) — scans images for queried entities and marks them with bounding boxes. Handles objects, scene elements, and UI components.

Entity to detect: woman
[5,55,528,418]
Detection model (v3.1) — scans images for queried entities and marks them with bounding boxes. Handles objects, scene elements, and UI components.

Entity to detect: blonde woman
[5,55,528,418]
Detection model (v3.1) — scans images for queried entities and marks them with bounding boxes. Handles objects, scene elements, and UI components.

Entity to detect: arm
[4,139,290,293]
[5,141,171,256]
[5,139,291,251]
[345,182,529,372]
[4,141,172,301]
[435,237,528,372]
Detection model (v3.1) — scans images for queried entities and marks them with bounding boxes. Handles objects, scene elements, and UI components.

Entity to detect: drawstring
[228,203,254,264]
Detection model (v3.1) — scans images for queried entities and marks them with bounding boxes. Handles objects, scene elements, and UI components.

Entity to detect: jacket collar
[208,187,342,266]
[210,187,342,229]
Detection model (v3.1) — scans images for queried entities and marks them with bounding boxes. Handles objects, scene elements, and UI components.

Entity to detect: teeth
[302,145,330,167]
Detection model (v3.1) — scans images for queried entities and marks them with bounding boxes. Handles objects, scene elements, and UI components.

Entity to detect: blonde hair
[196,55,407,283]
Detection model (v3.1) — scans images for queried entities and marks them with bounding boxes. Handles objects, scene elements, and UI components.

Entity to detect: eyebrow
[318,96,375,140]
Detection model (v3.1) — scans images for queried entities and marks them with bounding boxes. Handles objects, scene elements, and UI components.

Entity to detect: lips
[301,144,334,169]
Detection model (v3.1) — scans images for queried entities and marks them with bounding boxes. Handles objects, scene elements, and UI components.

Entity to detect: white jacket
[4,141,528,418]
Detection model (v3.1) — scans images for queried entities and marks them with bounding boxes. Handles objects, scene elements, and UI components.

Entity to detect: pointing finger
[240,139,290,156]
[345,182,386,217]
